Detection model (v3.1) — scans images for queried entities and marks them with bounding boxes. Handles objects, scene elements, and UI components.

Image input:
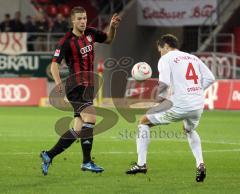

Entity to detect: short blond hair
[71,6,86,18]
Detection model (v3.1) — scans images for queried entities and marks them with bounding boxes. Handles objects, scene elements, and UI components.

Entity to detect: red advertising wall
[204,80,240,110]
[125,78,240,110]
[0,78,47,106]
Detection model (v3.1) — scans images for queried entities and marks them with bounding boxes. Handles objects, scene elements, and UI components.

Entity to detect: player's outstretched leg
[40,128,79,176]
[196,163,206,182]
[186,130,205,182]
[80,122,104,173]
[126,121,150,175]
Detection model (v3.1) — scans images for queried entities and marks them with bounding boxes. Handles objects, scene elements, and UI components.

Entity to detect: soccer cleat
[40,151,52,176]
[81,161,104,173]
[126,162,147,175]
[196,163,206,182]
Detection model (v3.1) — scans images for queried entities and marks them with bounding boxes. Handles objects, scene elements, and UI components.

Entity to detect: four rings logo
[0,84,30,102]
[198,55,233,78]
[80,45,92,55]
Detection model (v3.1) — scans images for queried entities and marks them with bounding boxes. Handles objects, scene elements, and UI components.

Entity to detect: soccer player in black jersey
[40,6,121,175]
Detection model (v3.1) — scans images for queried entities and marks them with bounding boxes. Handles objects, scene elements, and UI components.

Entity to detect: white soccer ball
[131,62,152,81]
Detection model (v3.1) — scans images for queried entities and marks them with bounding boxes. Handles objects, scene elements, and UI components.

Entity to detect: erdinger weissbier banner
[137,0,217,26]
[0,33,27,55]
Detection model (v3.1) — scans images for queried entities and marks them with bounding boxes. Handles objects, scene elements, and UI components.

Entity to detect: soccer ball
[131,62,152,81]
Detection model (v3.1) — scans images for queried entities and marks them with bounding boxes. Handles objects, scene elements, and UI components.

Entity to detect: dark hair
[5,14,10,18]
[157,34,179,49]
[71,6,86,17]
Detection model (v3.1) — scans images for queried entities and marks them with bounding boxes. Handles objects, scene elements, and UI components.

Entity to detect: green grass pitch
[0,107,240,194]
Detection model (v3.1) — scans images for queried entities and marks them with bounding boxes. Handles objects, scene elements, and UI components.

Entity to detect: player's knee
[81,106,96,124]
[139,115,152,126]
[82,116,96,124]
[183,125,192,134]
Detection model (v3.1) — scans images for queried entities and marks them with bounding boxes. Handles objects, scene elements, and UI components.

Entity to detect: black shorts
[66,85,94,117]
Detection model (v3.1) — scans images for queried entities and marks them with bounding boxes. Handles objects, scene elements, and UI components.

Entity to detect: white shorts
[146,108,203,132]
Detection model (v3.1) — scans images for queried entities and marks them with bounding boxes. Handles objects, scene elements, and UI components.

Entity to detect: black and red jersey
[52,27,107,89]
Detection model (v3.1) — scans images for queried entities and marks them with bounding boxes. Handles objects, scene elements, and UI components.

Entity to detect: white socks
[136,125,204,167]
[137,124,150,166]
[187,130,204,167]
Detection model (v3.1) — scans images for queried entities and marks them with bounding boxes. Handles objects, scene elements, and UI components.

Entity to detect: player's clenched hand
[110,13,121,28]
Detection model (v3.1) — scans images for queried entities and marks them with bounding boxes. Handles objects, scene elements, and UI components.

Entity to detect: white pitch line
[1,134,240,145]
[1,133,240,145]
[0,149,239,156]
[156,138,240,145]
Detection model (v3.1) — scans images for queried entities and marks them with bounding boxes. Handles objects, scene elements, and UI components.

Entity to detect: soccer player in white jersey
[126,34,215,182]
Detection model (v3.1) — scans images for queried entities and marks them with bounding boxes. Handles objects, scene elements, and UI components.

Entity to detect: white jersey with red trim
[158,50,215,112]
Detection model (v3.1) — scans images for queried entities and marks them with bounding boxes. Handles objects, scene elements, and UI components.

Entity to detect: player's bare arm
[147,82,173,115]
[141,82,172,125]
[50,62,62,92]
[105,13,121,44]
[156,81,169,102]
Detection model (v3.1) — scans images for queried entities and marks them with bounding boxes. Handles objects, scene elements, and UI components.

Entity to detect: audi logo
[198,56,232,78]
[0,84,30,102]
[80,45,92,55]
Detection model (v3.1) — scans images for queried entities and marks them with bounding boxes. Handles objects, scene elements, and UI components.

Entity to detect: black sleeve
[52,39,67,64]
[88,27,107,43]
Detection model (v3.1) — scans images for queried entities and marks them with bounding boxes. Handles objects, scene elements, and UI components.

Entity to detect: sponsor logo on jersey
[54,49,60,57]
[86,35,92,42]
[80,45,93,55]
